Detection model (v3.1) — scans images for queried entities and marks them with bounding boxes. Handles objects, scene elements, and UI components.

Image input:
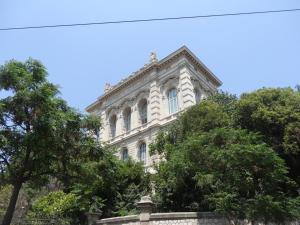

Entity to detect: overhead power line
[0,8,299,31]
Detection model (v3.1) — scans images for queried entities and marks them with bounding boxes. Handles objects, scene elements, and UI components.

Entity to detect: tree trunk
[1,182,22,225]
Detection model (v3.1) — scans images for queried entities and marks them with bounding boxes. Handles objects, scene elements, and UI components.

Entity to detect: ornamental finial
[149,52,157,63]
[104,83,112,93]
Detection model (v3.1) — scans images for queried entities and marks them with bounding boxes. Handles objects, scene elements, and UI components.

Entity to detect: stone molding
[150,212,222,220]
[98,215,139,224]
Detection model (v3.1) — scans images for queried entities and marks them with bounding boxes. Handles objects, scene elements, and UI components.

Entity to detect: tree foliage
[235,88,300,184]
[29,191,77,218]
[0,59,100,225]
[26,191,78,225]
[19,151,149,225]
[207,90,238,117]
[70,154,150,218]
[149,100,229,156]
[153,128,300,223]
[150,89,300,224]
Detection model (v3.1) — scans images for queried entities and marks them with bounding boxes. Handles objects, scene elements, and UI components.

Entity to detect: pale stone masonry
[86,46,222,167]
[96,213,227,225]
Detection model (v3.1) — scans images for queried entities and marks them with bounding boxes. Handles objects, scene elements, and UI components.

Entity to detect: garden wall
[88,196,299,225]
[87,196,227,225]
[97,212,226,225]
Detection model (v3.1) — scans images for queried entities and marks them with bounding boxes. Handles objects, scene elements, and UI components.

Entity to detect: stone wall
[87,196,227,225]
[150,212,226,225]
[96,212,226,225]
[87,196,299,225]
[97,215,139,225]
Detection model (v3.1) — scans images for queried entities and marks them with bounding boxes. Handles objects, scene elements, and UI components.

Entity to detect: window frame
[123,107,131,132]
[121,148,129,160]
[138,142,146,164]
[139,99,148,125]
[168,88,179,114]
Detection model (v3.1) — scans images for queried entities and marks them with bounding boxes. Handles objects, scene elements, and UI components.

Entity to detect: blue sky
[0,0,299,112]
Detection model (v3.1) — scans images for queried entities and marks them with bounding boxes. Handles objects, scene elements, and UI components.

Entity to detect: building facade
[86,46,222,167]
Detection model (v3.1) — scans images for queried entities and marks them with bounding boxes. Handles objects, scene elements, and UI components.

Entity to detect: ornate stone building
[86,46,222,167]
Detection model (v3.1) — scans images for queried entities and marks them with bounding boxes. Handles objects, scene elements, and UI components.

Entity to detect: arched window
[139,99,147,124]
[195,89,201,103]
[110,115,117,138]
[121,148,128,160]
[138,142,146,164]
[168,88,178,114]
[123,107,131,132]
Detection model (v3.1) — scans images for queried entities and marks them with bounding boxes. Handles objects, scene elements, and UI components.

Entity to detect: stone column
[137,196,154,225]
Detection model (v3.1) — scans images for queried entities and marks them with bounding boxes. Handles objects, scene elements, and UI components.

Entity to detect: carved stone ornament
[149,52,158,63]
[104,83,112,93]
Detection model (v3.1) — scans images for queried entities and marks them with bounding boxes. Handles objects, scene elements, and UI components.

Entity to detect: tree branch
[23,170,54,182]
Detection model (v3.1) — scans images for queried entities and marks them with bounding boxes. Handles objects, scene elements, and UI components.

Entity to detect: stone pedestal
[137,196,154,225]
[86,212,102,225]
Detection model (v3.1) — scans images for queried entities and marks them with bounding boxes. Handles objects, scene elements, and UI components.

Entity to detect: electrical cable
[0,8,299,31]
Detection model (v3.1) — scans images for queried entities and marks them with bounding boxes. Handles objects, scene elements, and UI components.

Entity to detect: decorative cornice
[86,46,222,112]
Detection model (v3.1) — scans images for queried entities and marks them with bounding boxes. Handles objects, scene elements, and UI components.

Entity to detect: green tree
[150,92,300,223]
[27,191,78,224]
[153,128,300,224]
[70,153,150,218]
[0,59,100,225]
[207,90,238,117]
[113,158,150,216]
[149,100,231,211]
[235,88,300,185]
[23,154,150,224]
[150,100,229,156]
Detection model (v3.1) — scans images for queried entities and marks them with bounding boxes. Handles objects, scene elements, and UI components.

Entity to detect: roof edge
[86,46,222,112]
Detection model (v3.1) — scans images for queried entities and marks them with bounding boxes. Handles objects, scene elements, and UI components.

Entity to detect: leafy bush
[70,152,150,218]
[28,191,78,225]
[0,185,12,217]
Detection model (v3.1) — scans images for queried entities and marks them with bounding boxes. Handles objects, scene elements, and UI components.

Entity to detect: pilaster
[149,80,160,123]
[179,62,195,108]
